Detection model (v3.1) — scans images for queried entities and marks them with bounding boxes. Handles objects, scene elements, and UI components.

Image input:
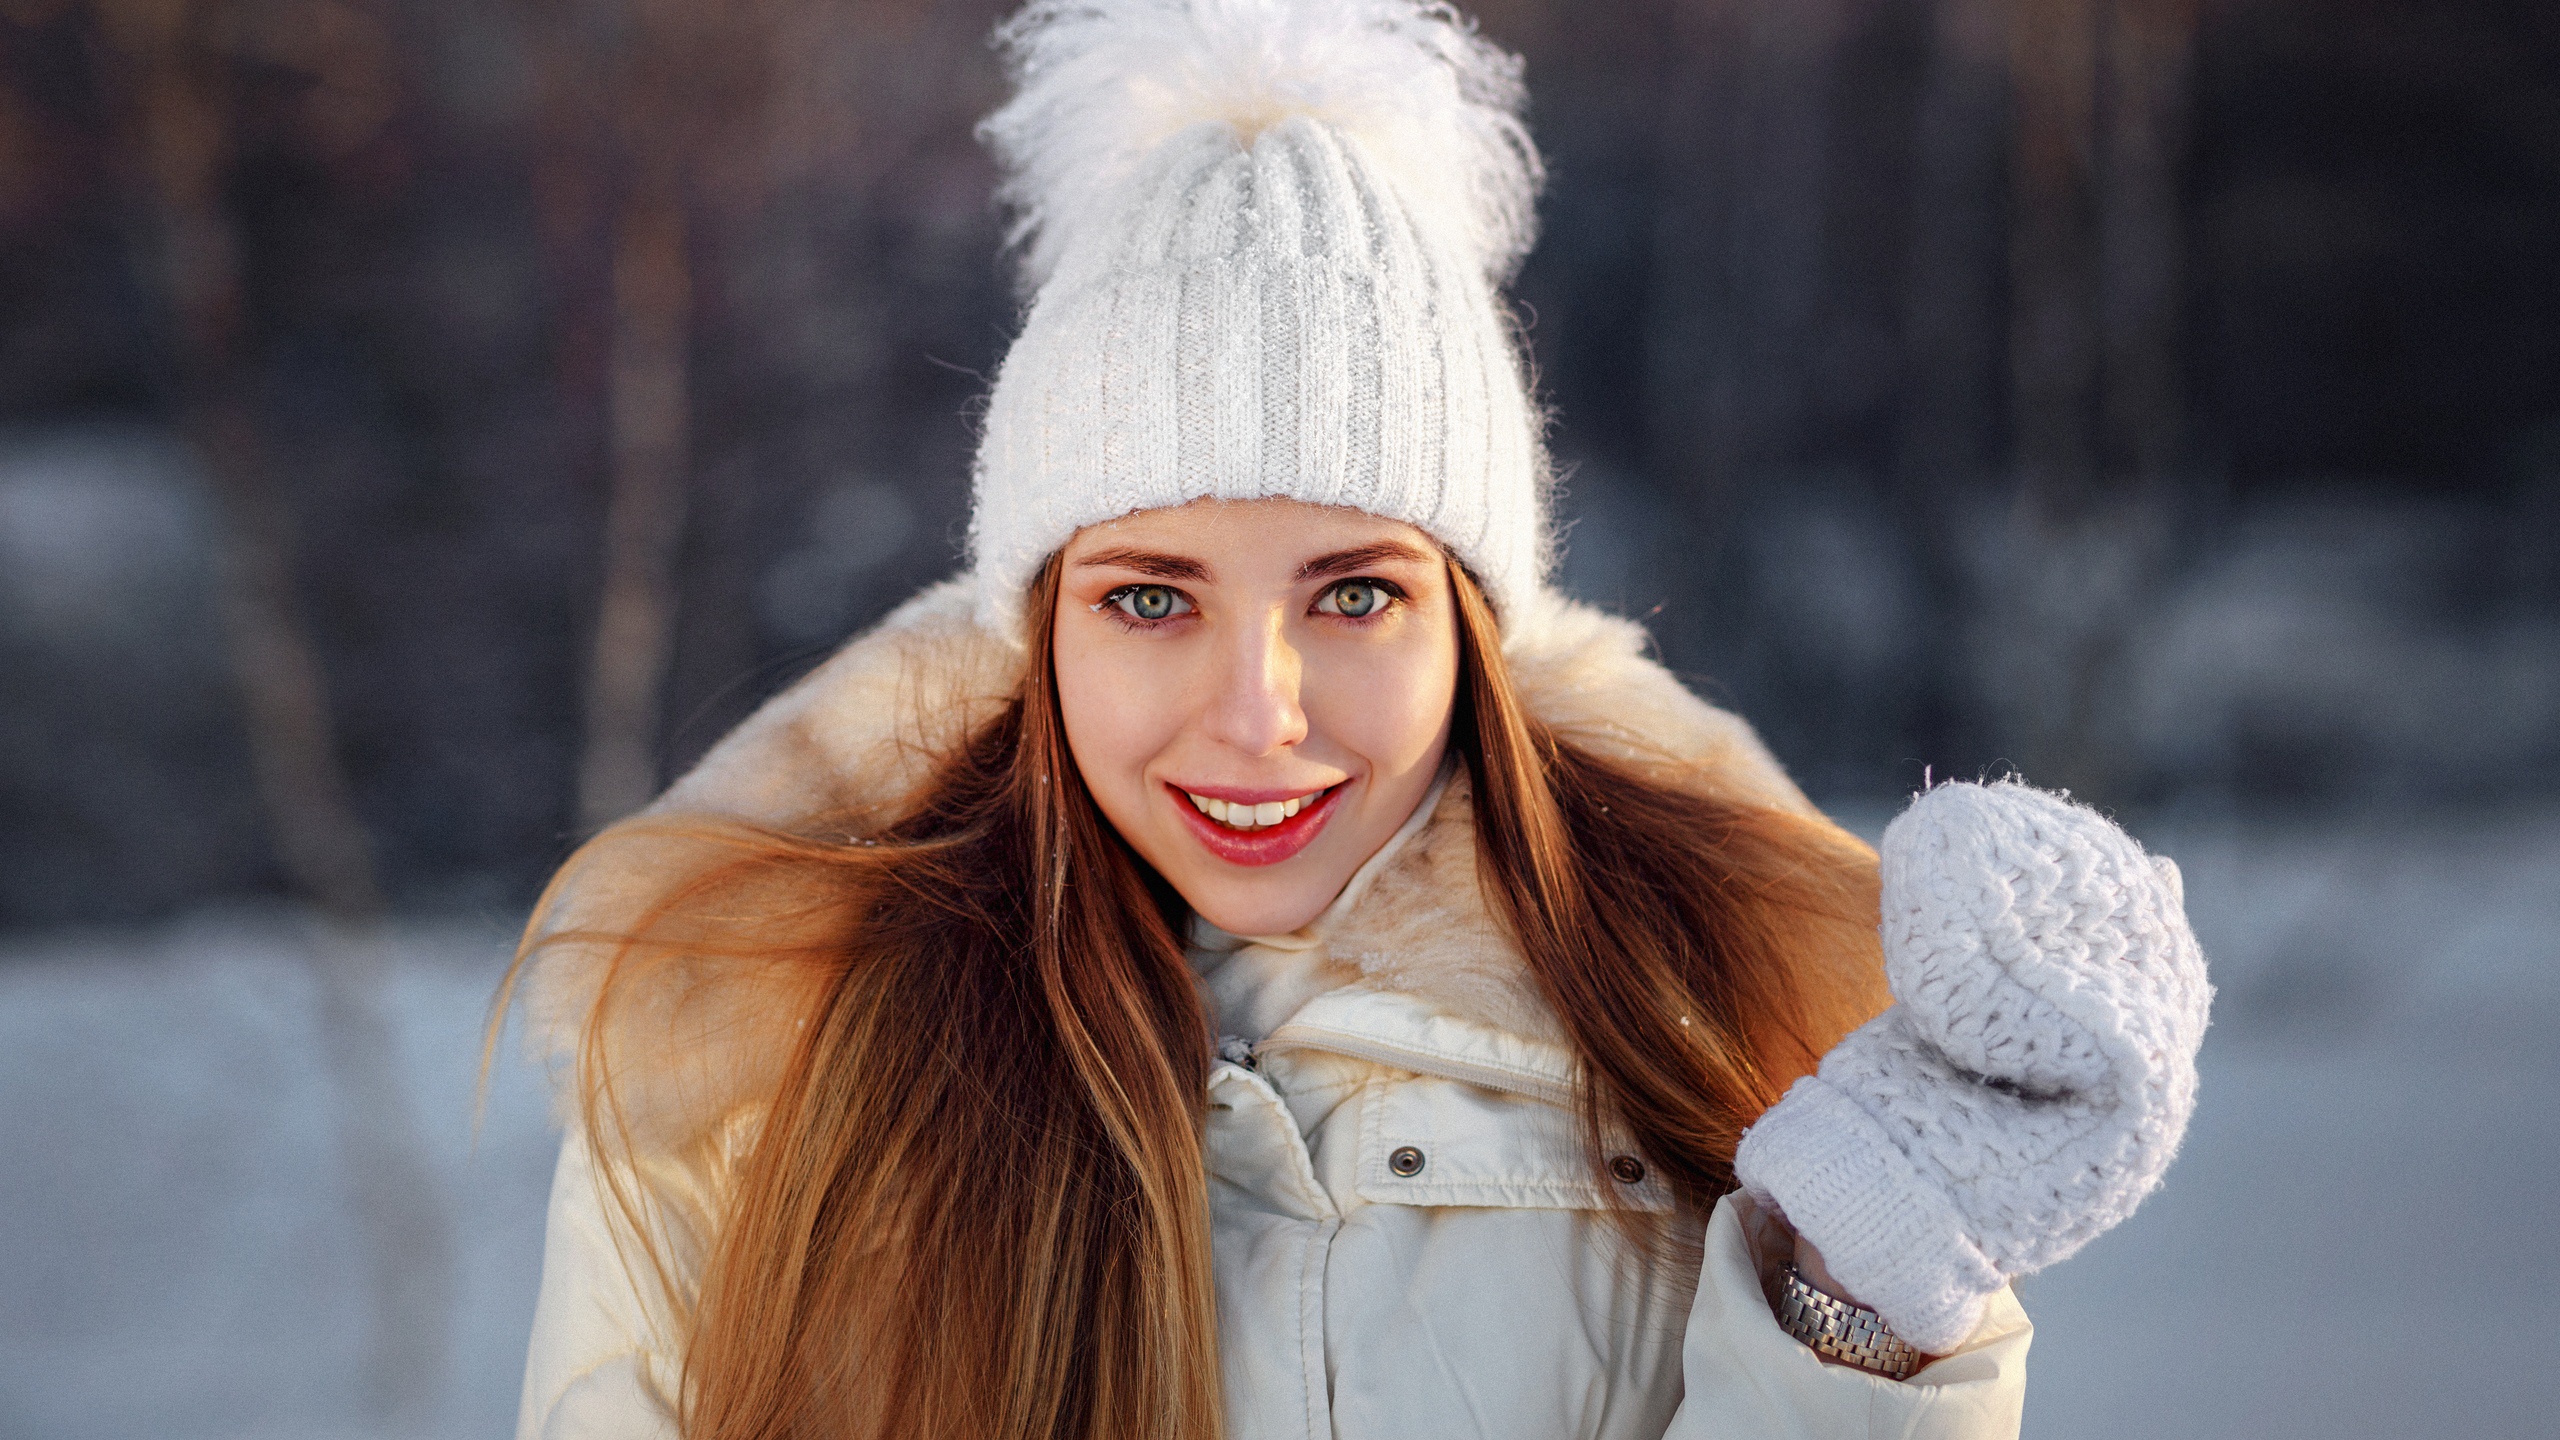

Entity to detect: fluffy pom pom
[981,0,1543,289]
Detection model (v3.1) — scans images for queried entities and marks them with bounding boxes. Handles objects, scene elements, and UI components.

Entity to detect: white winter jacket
[514,582,2033,1439]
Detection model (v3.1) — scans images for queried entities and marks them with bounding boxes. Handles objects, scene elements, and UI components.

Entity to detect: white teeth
[1182,786,1332,831]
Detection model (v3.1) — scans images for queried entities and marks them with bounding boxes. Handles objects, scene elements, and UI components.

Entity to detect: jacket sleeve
[517,1136,683,1440]
[1665,1193,2030,1440]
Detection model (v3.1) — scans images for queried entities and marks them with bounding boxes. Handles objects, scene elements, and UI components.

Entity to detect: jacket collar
[1261,988,1578,1106]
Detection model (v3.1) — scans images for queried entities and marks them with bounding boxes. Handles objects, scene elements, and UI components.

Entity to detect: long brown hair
[504,556,1884,1440]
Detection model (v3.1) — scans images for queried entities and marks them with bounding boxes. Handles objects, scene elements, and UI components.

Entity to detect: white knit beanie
[969,0,1550,640]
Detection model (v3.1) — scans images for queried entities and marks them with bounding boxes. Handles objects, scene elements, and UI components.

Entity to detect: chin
[1181,879,1337,939]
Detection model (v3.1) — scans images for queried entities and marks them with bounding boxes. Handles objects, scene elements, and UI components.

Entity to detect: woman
[506,3,2211,1438]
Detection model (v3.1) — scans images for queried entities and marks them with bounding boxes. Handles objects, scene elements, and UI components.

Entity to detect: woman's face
[1054,498,1460,937]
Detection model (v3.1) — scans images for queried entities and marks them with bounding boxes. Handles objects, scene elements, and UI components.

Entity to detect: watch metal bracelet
[1775,1264,1925,1380]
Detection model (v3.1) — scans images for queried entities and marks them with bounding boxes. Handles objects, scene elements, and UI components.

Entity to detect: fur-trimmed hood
[520,579,1816,1156]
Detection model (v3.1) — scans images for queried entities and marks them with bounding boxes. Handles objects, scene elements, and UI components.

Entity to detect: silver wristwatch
[1774,1264,1926,1379]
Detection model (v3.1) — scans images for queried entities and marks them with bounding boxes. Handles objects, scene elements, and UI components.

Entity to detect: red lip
[1166,782,1347,867]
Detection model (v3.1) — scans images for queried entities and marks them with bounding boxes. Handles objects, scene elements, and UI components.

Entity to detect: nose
[1202,605,1306,757]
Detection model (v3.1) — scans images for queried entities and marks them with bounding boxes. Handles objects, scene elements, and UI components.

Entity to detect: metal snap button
[1388,1145,1426,1177]
[1609,1155,1646,1185]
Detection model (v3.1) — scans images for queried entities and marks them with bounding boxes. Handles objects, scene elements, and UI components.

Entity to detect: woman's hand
[1734,780,2213,1354]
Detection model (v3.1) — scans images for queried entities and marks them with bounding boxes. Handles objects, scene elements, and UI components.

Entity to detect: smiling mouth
[1181,785,1338,831]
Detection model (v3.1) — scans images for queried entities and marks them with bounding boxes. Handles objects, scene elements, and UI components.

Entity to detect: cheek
[1310,627,1459,772]
[1053,625,1182,805]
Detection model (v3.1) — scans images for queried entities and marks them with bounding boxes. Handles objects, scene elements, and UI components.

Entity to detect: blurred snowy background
[2,0,2555,1436]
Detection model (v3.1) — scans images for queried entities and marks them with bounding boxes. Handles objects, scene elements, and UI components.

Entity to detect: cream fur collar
[522,579,1812,1152]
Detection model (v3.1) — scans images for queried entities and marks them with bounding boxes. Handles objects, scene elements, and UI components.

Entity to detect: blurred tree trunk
[1983,0,2197,799]
[557,0,796,831]
[558,0,893,825]
[1896,0,2009,495]
[1649,0,1852,502]
[2100,0,2196,483]
[87,0,450,1417]
[2008,0,2195,499]
[2007,0,2103,517]
[1991,0,2110,795]
[90,4,380,920]
[1642,0,1850,668]
[577,164,693,829]
[1890,0,2010,770]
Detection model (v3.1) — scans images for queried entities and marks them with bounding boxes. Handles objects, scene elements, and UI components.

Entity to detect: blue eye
[1110,585,1188,621]
[1322,581,1386,618]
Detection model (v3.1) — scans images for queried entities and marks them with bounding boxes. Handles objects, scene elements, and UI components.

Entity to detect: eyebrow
[1072,547,1211,581]
[1295,541,1436,580]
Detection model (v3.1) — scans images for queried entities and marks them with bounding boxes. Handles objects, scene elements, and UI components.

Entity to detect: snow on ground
[0,911,555,1440]
[2,807,2556,1439]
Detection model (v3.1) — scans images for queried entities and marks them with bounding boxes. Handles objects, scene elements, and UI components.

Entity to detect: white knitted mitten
[1734,780,2212,1353]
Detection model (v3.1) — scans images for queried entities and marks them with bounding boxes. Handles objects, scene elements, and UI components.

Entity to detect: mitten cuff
[1734,1075,2008,1354]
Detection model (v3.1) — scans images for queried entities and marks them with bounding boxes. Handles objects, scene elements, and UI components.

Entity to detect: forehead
[1063,497,1437,566]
